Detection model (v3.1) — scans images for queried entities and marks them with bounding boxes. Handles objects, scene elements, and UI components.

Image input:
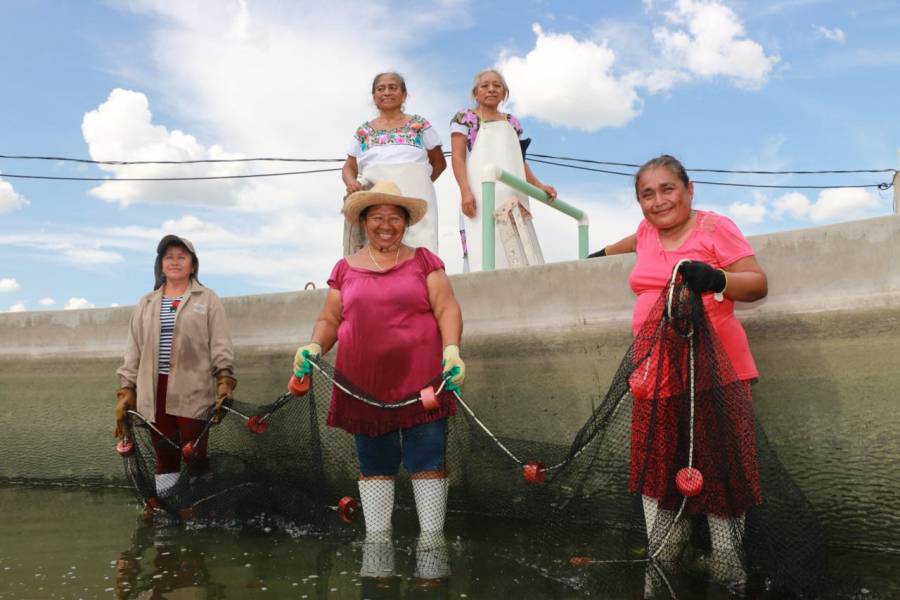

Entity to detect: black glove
[678,261,726,294]
[587,247,607,258]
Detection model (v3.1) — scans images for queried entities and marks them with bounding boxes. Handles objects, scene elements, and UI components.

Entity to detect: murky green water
[1,485,897,599]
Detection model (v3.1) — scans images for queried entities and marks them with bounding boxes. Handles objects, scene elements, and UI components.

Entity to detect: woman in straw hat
[342,72,446,254]
[115,235,236,509]
[294,181,464,579]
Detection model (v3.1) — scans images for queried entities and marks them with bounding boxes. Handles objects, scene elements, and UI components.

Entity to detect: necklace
[367,244,401,272]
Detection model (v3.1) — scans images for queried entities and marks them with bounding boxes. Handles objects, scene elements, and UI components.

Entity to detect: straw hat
[342,181,427,225]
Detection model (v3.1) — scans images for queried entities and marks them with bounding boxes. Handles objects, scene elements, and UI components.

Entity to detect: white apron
[361,162,439,253]
[462,119,527,271]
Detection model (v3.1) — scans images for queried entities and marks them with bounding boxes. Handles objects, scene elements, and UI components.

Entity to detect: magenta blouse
[325,247,456,436]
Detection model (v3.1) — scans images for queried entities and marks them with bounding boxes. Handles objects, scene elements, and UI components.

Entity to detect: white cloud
[814,25,846,44]
[654,0,779,88]
[82,88,249,207]
[64,297,96,310]
[0,232,125,267]
[0,178,28,214]
[499,24,643,131]
[0,278,20,293]
[728,200,768,224]
[772,188,883,222]
[7,302,26,313]
[38,297,55,306]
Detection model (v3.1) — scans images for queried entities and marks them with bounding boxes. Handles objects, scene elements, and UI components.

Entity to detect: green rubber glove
[293,342,322,377]
[442,344,465,386]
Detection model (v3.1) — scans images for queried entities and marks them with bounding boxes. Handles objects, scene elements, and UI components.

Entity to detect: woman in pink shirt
[605,155,768,583]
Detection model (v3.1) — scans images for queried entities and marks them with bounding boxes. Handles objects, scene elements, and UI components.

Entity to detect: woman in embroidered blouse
[293,182,464,579]
[450,68,556,271]
[342,72,446,253]
[608,155,767,583]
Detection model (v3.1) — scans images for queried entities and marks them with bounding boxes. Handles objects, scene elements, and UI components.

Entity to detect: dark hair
[360,204,410,225]
[634,154,690,196]
[371,72,407,94]
[154,241,199,290]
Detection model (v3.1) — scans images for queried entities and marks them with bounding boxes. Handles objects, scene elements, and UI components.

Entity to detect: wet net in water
[118,274,833,598]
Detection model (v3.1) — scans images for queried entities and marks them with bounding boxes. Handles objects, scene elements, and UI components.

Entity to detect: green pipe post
[481,180,496,271]
[494,169,590,260]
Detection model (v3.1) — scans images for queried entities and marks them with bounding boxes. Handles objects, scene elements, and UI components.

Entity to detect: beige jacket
[117,280,234,421]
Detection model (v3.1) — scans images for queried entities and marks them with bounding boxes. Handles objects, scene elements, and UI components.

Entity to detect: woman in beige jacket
[115,235,236,501]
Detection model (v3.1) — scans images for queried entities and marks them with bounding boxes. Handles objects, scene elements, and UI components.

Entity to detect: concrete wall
[1,215,898,552]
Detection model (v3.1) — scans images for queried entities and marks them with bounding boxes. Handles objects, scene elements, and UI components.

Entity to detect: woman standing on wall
[342,72,446,254]
[449,68,556,271]
[114,235,236,508]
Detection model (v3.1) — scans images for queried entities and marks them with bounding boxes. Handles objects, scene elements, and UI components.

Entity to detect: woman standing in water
[115,235,235,508]
[342,72,446,253]
[449,68,556,271]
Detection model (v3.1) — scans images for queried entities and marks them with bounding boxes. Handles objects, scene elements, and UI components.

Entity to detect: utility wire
[526,158,895,190]
[0,167,342,182]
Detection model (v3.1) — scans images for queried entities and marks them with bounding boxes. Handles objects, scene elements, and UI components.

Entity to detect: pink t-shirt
[325,247,456,436]
[628,210,758,381]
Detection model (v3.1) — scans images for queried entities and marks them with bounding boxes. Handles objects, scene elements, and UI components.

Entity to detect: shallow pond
[1,485,897,599]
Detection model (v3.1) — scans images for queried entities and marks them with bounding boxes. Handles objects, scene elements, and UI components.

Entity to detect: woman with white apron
[342,72,445,254]
[449,69,557,271]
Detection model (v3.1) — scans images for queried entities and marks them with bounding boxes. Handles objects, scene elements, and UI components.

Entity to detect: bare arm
[606,233,637,255]
[450,133,477,218]
[722,255,768,302]
[427,146,447,181]
[524,161,557,200]
[310,289,343,354]
[426,270,462,347]
[342,156,363,194]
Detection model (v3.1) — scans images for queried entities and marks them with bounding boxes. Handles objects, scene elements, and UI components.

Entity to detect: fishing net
[117,271,832,598]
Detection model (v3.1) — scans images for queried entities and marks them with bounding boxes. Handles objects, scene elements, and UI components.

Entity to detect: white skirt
[361,162,439,253]
[462,119,527,271]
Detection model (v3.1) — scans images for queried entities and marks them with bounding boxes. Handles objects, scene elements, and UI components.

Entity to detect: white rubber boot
[155,472,180,499]
[414,531,450,581]
[360,530,395,579]
[642,495,689,562]
[412,477,449,534]
[358,479,395,534]
[708,514,747,588]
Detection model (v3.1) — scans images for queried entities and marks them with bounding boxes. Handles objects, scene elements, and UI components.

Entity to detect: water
[1,485,897,599]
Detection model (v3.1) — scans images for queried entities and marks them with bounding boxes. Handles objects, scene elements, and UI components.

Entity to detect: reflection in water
[115,524,224,599]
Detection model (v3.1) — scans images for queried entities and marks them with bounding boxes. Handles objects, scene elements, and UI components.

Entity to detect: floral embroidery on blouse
[354,114,432,153]
[451,109,523,151]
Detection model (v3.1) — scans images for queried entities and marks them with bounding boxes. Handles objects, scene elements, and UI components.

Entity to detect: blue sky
[1,0,898,312]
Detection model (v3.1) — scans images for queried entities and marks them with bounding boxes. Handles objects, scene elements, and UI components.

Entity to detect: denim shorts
[355,418,447,477]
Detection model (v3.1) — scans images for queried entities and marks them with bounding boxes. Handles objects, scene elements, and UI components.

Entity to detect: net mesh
[119,275,832,598]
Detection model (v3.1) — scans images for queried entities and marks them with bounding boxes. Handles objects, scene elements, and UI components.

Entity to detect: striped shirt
[158,296,183,374]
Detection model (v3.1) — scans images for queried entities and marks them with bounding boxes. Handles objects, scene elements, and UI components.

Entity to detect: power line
[0,154,343,165]
[526,158,895,190]
[0,167,342,182]
[2,151,895,175]
[527,153,897,175]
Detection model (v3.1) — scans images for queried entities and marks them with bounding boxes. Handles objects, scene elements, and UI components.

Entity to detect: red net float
[675,467,704,497]
[142,497,161,521]
[419,385,439,411]
[337,496,359,523]
[181,441,195,462]
[288,374,310,396]
[179,507,195,521]
[115,438,134,457]
[247,415,269,434]
[569,556,593,567]
[523,461,546,484]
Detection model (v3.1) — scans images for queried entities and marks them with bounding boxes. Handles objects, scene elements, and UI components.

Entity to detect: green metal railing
[480,165,589,271]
